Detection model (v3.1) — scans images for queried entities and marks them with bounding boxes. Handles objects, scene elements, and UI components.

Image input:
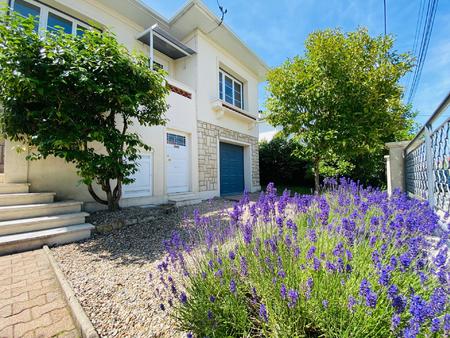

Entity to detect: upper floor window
[219,70,243,109]
[12,0,92,36]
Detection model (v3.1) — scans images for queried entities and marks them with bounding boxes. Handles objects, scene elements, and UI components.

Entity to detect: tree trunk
[313,158,320,194]
[87,181,120,211]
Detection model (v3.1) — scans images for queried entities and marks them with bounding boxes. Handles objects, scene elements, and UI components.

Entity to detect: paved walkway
[0,250,78,338]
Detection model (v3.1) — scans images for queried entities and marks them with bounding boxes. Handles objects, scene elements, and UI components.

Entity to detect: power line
[404,0,426,95]
[406,0,439,105]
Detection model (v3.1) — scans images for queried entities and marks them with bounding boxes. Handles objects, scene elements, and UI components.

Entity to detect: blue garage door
[220,142,244,196]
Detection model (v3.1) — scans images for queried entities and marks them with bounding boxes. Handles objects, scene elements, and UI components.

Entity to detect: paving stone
[13,295,46,316]
[0,304,12,318]
[0,325,13,338]
[0,309,32,332]
[13,312,52,337]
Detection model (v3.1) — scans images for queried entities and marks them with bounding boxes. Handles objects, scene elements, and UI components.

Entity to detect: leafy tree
[265,28,415,192]
[0,12,168,210]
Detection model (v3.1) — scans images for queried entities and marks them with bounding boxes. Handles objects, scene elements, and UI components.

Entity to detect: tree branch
[87,183,108,205]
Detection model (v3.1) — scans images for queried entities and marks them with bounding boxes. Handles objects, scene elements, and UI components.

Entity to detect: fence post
[385,141,410,195]
[424,123,435,208]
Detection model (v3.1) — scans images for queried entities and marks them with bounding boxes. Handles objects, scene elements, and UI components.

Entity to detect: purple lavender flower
[431,317,441,333]
[228,251,236,260]
[280,283,287,299]
[288,289,299,308]
[359,279,371,297]
[391,314,401,330]
[378,267,391,286]
[180,292,188,304]
[159,303,165,311]
[240,256,248,276]
[387,284,399,299]
[434,247,447,267]
[392,295,407,314]
[209,295,216,303]
[313,257,321,271]
[308,229,317,242]
[333,242,344,257]
[444,313,450,331]
[186,333,193,338]
[306,246,316,260]
[326,261,336,272]
[229,279,237,294]
[207,310,213,320]
[322,299,329,308]
[348,296,356,311]
[365,291,377,308]
[215,269,223,279]
[400,252,412,268]
[409,295,429,324]
[259,303,268,322]
[278,270,286,278]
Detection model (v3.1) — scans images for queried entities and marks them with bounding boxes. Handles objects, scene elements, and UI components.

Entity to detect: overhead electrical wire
[406,0,439,105]
[404,0,426,95]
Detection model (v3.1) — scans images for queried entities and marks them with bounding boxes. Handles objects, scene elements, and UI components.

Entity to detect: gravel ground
[51,198,235,338]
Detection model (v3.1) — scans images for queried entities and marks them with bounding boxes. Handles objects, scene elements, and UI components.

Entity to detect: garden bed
[51,198,234,338]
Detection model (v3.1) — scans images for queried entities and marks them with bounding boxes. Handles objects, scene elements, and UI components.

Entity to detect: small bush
[155,179,449,337]
[259,137,313,188]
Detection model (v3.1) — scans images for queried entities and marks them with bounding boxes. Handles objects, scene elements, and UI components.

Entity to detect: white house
[0,0,268,253]
[1,0,268,205]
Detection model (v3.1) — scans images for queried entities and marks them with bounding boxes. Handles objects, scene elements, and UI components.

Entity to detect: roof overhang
[137,25,196,59]
[168,1,269,81]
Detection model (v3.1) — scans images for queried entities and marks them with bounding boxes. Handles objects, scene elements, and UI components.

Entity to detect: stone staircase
[0,174,94,255]
[168,192,202,207]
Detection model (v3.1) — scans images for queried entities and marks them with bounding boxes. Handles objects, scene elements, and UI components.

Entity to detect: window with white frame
[219,70,244,109]
[11,0,93,36]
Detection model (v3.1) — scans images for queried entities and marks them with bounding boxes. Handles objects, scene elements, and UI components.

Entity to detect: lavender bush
[154,179,449,337]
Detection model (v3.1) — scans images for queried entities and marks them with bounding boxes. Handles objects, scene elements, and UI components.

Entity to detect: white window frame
[10,0,93,36]
[219,69,244,110]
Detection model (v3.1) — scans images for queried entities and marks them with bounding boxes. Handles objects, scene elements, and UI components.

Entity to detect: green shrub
[156,180,448,337]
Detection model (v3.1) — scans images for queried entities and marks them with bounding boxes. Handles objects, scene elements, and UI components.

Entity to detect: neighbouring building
[1,0,268,210]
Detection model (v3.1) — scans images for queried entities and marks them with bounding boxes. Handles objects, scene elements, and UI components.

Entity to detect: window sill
[211,99,257,130]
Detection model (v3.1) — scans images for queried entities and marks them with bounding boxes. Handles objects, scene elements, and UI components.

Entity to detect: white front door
[166,133,189,194]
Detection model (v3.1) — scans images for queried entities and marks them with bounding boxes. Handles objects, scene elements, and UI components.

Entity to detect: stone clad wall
[197,120,260,192]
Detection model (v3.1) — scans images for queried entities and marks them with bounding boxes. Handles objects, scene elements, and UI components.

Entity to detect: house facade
[1,0,268,210]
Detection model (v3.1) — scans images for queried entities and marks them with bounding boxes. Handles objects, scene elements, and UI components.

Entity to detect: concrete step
[0,223,95,255]
[0,183,30,194]
[0,192,56,206]
[0,201,82,221]
[0,212,89,236]
[168,193,202,207]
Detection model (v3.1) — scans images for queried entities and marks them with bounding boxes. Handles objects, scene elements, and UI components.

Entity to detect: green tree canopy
[0,12,169,210]
[265,28,415,191]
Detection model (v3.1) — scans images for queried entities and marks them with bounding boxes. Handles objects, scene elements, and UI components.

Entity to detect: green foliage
[0,11,168,210]
[265,28,415,191]
[259,135,313,188]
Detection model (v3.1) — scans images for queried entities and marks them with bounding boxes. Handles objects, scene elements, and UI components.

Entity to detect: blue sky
[146,0,450,135]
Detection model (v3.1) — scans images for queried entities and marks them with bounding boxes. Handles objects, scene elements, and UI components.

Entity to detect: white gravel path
[51,199,235,338]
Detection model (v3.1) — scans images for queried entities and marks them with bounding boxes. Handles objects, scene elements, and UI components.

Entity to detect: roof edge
[169,0,270,74]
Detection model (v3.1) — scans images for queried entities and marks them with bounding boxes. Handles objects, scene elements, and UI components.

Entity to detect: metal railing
[404,92,450,214]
